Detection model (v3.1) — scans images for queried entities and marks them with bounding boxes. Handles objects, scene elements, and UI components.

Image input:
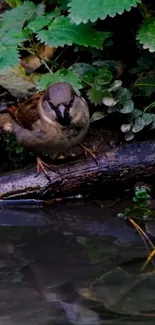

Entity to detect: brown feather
[8,93,43,130]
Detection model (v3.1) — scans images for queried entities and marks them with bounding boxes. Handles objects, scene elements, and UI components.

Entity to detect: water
[0,199,154,324]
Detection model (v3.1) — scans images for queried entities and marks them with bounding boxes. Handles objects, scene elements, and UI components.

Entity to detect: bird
[0,82,94,181]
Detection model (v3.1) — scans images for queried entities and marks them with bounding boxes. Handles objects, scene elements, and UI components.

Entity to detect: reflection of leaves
[63,303,100,325]
[80,267,155,315]
[12,271,23,283]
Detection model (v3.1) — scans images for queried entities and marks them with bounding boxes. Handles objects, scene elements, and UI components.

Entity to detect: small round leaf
[124,130,135,141]
[90,111,106,123]
[121,124,132,133]
[142,113,154,126]
[132,117,145,133]
[130,109,142,119]
[120,100,134,114]
[108,80,122,92]
[102,96,118,107]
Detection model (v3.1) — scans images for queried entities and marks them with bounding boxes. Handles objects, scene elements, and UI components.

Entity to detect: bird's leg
[79,144,98,166]
[36,156,59,182]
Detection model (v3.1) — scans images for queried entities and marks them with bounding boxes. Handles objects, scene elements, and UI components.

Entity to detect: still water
[0,199,154,324]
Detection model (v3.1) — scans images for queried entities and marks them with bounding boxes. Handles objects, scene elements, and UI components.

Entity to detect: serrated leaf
[137,18,155,52]
[68,0,141,24]
[37,16,111,48]
[90,111,106,122]
[120,99,134,114]
[27,16,51,32]
[87,88,108,105]
[35,3,45,17]
[36,69,82,93]
[132,117,145,133]
[46,8,61,19]
[0,46,20,70]
[0,1,37,31]
[1,30,28,46]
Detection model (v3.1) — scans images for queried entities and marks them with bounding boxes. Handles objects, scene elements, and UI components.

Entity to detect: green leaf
[5,0,21,7]
[87,88,108,105]
[132,117,145,133]
[142,113,154,126]
[124,130,135,141]
[37,16,111,48]
[135,188,151,200]
[121,124,132,133]
[35,3,45,17]
[68,0,141,24]
[57,0,69,10]
[46,8,61,20]
[27,16,51,33]
[36,69,82,93]
[1,30,28,46]
[0,1,37,31]
[70,63,96,77]
[95,66,113,85]
[108,80,122,91]
[129,108,142,119]
[137,18,155,52]
[120,99,134,114]
[115,87,131,104]
[102,96,118,106]
[90,111,106,122]
[0,46,20,70]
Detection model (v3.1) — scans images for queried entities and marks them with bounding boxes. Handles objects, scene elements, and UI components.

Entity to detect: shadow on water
[0,199,155,324]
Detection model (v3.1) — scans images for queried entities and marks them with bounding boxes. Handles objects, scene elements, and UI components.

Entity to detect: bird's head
[43,82,77,126]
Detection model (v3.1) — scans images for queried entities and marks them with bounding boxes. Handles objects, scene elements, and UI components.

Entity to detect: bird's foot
[36,157,60,182]
[79,144,98,166]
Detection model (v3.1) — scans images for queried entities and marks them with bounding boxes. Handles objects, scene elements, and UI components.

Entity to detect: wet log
[0,127,155,199]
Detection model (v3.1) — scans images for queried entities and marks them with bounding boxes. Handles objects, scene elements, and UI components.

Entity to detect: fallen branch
[0,127,155,198]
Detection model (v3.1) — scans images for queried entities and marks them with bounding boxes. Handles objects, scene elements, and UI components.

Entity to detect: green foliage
[0,1,111,71]
[37,16,111,48]
[36,68,82,93]
[117,183,153,222]
[1,0,155,146]
[1,133,34,170]
[5,0,22,7]
[68,0,141,24]
[137,18,155,53]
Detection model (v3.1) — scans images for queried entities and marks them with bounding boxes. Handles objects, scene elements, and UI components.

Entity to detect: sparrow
[0,82,94,180]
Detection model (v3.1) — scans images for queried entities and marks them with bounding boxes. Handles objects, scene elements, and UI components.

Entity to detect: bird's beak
[57,104,66,118]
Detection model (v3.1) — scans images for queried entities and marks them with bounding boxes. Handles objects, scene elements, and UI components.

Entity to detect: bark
[0,127,154,199]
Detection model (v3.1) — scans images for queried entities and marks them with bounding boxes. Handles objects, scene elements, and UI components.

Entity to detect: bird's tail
[0,113,13,132]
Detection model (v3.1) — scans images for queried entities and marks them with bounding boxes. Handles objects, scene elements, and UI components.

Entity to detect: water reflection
[0,201,154,324]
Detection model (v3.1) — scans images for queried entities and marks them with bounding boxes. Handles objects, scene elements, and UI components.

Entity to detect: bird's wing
[8,92,44,130]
